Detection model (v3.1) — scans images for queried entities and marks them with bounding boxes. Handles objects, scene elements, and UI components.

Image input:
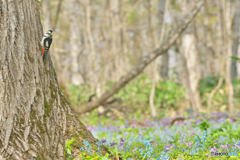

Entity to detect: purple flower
[233,143,240,149]
[185,142,192,148]
[210,146,218,152]
[164,144,171,151]
[101,139,106,144]
[119,138,126,146]
[120,138,126,143]
[220,142,231,151]
[196,118,201,123]
[210,147,214,152]
[109,142,117,147]
[214,140,219,143]
[132,148,138,153]
[233,141,240,149]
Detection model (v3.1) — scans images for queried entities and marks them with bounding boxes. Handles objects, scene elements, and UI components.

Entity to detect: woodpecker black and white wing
[41,30,53,61]
[43,37,52,53]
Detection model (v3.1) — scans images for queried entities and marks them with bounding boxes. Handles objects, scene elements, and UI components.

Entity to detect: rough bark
[75,0,205,114]
[0,1,108,159]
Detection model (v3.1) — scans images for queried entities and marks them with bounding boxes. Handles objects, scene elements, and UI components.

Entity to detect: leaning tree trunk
[0,1,109,159]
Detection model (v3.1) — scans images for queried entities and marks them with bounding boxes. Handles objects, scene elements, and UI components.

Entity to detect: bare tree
[75,0,205,114]
[0,1,108,159]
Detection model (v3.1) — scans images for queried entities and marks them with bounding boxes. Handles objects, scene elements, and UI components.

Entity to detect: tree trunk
[75,0,205,114]
[0,1,108,159]
[148,0,168,117]
[223,0,235,117]
[69,0,84,85]
[180,0,201,111]
[159,0,168,80]
[110,0,123,80]
[42,0,52,31]
[146,0,157,117]
[231,0,240,79]
[207,0,225,111]
[160,54,169,80]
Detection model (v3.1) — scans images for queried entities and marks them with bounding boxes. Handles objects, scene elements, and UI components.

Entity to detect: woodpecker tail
[42,53,47,61]
[42,52,47,61]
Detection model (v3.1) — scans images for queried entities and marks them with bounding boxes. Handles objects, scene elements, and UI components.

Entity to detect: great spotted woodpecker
[41,30,53,61]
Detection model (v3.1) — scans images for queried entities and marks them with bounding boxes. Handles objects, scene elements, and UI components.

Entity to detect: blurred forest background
[39,0,240,119]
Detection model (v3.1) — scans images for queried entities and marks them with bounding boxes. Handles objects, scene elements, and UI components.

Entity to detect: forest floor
[64,111,240,159]
[63,77,240,159]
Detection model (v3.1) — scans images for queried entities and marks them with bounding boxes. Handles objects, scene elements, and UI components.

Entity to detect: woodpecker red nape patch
[42,47,44,54]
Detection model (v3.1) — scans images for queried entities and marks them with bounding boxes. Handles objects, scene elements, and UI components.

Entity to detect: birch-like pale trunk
[0,1,109,159]
[42,0,51,31]
[180,0,201,111]
[207,0,225,111]
[148,0,168,117]
[159,0,169,80]
[223,0,235,117]
[231,0,240,79]
[147,0,157,117]
[69,0,84,85]
[110,0,123,80]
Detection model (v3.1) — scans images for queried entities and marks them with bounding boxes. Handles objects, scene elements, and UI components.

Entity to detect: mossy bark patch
[44,96,53,116]
[36,89,41,97]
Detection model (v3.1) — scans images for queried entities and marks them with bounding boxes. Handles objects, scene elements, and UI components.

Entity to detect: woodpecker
[41,30,53,61]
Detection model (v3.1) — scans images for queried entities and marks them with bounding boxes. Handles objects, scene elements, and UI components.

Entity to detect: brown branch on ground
[171,117,186,126]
